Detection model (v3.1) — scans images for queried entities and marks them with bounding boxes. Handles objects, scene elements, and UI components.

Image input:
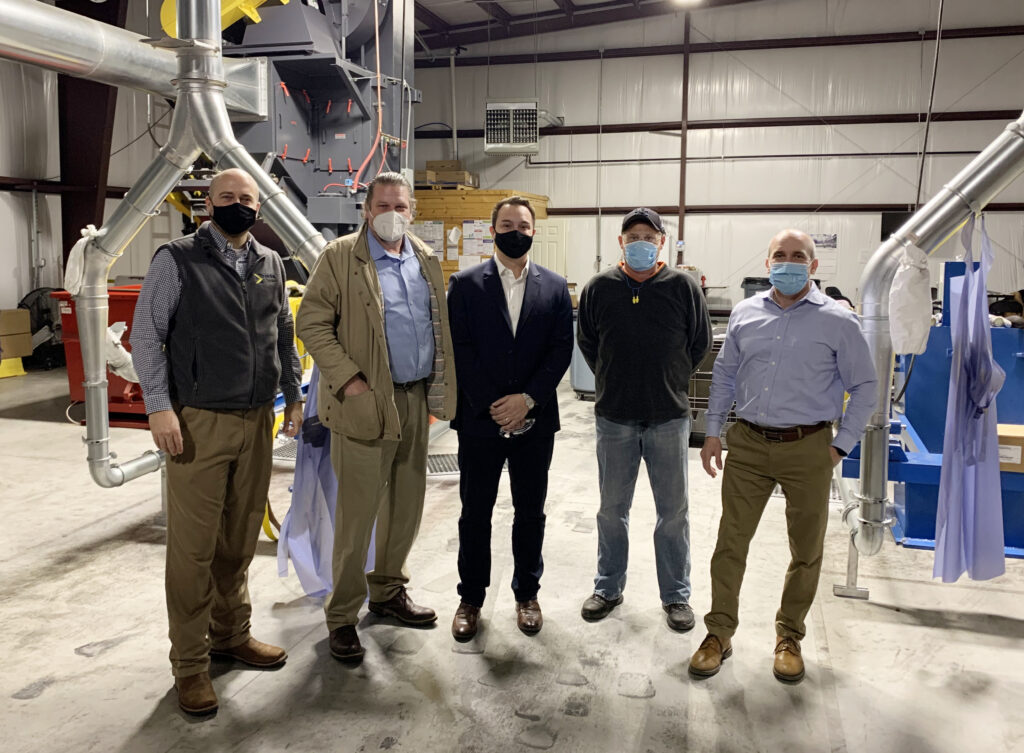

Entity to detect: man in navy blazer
[446,196,573,640]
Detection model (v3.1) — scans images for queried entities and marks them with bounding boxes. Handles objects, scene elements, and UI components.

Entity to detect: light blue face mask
[769,262,810,295]
[624,241,658,271]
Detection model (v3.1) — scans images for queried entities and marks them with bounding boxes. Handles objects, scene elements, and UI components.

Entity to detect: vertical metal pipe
[595,49,603,271]
[677,11,690,259]
[449,49,458,160]
[30,188,39,290]
[852,111,1024,555]
[176,0,221,44]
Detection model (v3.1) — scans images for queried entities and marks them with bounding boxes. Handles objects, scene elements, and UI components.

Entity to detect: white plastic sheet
[889,243,931,355]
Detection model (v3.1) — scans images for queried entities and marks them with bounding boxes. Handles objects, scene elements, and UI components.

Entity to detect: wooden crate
[413,188,550,286]
[414,169,436,183]
[426,159,464,171]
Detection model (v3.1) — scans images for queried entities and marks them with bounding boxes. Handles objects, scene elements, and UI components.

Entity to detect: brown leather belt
[739,419,830,442]
[392,379,425,391]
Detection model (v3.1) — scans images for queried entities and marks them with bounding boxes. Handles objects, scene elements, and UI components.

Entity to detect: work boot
[773,636,804,683]
[368,587,437,625]
[689,633,732,678]
[210,637,287,668]
[175,671,218,715]
[580,593,623,622]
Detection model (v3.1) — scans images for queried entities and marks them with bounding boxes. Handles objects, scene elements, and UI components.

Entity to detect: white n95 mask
[371,210,411,243]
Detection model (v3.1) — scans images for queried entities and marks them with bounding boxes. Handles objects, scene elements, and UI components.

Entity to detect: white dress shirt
[494,254,529,336]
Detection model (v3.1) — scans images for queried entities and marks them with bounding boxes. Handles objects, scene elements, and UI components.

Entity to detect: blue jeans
[594,415,692,605]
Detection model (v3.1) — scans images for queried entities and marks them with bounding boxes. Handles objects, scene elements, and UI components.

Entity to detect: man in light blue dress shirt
[689,229,876,683]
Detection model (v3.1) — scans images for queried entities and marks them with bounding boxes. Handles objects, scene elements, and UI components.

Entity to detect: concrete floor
[2,368,1023,753]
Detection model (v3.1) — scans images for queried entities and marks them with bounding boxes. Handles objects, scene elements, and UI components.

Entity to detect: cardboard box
[0,308,30,336]
[426,160,464,171]
[414,169,437,183]
[998,424,1024,473]
[435,170,479,187]
[0,332,33,359]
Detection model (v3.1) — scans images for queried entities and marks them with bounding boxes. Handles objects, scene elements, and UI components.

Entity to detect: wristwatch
[522,393,536,411]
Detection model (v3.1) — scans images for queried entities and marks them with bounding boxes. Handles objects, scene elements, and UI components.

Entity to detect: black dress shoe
[452,602,480,641]
[664,602,695,632]
[329,625,364,662]
[368,587,437,625]
[580,593,623,622]
[516,600,543,635]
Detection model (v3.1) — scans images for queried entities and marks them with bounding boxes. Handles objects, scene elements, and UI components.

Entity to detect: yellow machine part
[164,191,194,221]
[160,0,288,38]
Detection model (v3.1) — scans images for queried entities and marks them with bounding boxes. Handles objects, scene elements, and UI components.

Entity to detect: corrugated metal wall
[1,0,1022,307]
[414,0,1024,302]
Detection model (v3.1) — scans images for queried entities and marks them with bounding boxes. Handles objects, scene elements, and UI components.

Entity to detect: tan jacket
[296,226,456,441]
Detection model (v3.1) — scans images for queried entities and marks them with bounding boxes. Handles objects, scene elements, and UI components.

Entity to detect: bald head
[768,229,815,260]
[208,168,259,204]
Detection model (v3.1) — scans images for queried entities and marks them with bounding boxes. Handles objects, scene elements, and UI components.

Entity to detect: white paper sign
[999,444,1022,465]
[459,255,482,270]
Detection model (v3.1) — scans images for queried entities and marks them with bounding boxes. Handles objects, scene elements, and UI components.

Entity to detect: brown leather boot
[516,600,543,636]
[452,602,480,641]
[175,671,218,715]
[773,636,804,683]
[368,587,437,625]
[329,625,365,662]
[210,637,287,668]
[688,633,732,678]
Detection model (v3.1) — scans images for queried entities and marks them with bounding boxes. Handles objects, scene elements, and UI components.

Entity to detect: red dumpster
[52,287,149,426]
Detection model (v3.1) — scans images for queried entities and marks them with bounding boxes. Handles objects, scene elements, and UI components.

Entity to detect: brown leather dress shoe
[210,637,287,668]
[452,602,480,641]
[773,636,805,683]
[368,587,437,625]
[329,625,365,662]
[688,633,733,678]
[175,671,218,715]
[516,600,543,636]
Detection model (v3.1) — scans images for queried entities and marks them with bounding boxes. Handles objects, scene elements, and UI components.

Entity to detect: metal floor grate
[427,453,460,476]
[272,437,298,464]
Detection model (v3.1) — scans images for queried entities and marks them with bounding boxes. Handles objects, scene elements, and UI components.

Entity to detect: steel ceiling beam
[418,0,764,47]
[552,0,576,21]
[414,1,450,35]
[476,1,512,28]
[417,24,1024,67]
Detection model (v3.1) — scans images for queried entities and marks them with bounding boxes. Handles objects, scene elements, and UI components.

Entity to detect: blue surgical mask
[769,262,810,295]
[624,241,658,271]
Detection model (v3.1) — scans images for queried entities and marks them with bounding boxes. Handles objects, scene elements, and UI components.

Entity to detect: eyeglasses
[624,235,659,244]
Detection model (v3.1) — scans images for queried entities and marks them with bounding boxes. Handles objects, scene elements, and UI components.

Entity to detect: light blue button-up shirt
[368,231,434,383]
[706,285,878,454]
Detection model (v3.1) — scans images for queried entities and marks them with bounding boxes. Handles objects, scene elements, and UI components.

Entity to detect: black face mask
[211,202,257,236]
[494,230,533,259]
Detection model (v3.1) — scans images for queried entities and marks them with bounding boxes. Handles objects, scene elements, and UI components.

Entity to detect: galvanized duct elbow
[69,0,324,489]
[853,111,1024,555]
[0,0,266,118]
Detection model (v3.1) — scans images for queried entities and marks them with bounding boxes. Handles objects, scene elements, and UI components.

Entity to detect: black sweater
[577,264,712,423]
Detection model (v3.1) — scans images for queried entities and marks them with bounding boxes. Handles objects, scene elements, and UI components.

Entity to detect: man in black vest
[131,168,304,716]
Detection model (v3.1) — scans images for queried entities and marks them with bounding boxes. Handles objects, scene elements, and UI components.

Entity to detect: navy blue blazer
[447,257,573,438]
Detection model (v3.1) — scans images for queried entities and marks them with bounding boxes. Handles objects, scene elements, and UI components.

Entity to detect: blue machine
[842,262,1024,556]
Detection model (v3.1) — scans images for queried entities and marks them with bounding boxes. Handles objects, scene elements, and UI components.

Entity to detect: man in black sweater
[576,207,712,631]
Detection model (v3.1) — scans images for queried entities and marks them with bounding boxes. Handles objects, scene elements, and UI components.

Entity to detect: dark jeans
[456,431,555,607]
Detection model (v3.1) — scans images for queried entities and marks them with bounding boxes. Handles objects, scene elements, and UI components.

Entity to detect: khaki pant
[326,382,428,630]
[704,421,834,641]
[165,403,274,677]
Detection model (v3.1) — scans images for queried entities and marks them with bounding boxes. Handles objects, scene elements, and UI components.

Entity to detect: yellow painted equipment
[160,0,288,38]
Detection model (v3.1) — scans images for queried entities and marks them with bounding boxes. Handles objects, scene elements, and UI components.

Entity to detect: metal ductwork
[0,0,266,119]
[852,111,1024,554]
[1,0,327,487]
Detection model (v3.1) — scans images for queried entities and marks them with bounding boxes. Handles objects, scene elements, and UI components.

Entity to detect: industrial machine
[840,262,1024,556]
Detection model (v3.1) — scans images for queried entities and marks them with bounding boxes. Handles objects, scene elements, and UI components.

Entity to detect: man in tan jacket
[296,172,456,662]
